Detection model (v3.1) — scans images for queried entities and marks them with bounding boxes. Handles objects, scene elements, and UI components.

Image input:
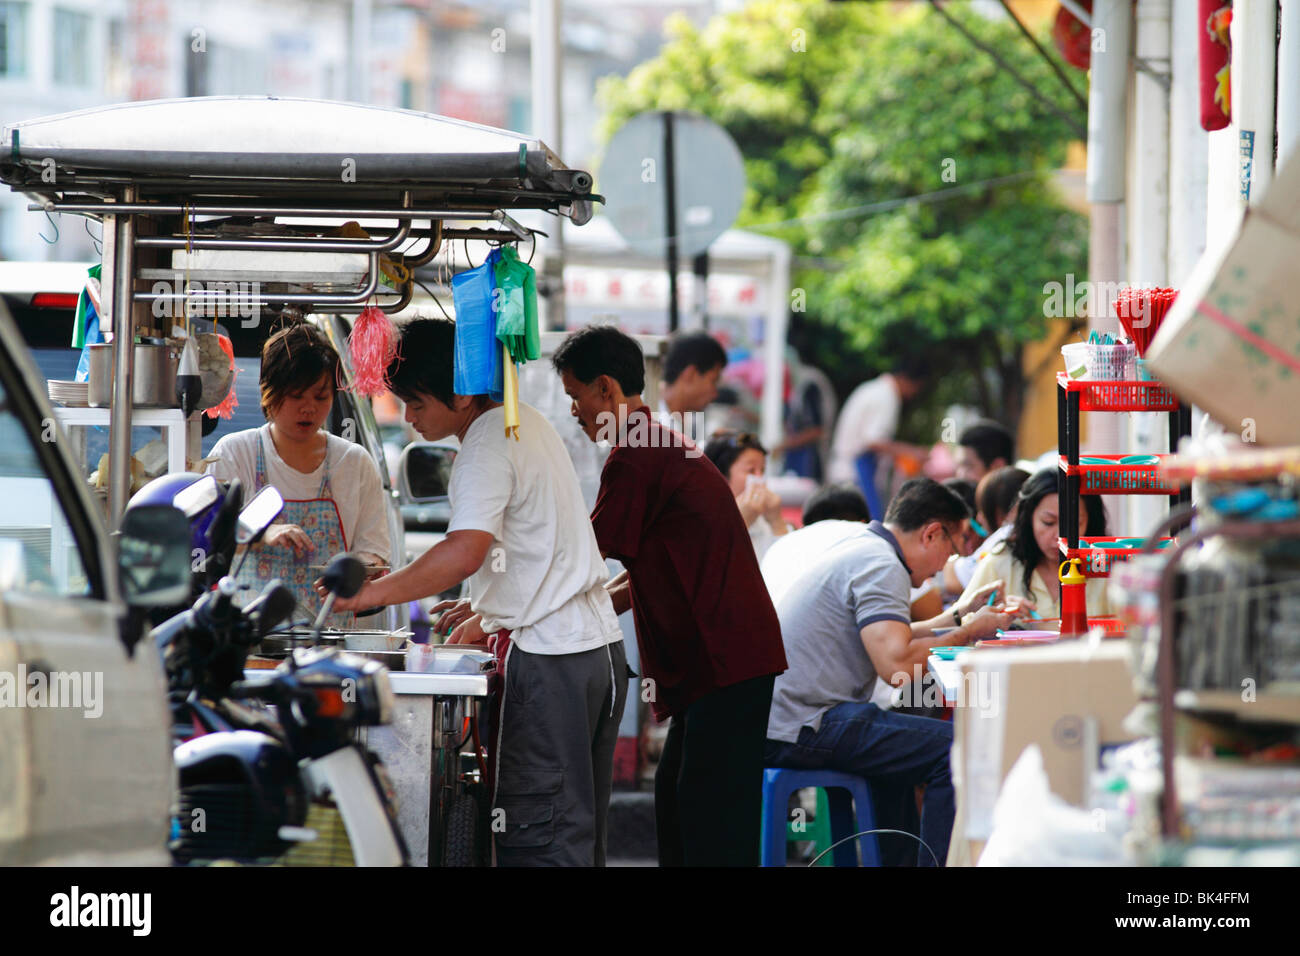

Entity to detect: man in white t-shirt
[826,360,931,519]
[328,318,627,867]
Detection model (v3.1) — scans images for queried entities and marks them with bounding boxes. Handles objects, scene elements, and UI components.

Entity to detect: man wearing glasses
[765,477,1024,866]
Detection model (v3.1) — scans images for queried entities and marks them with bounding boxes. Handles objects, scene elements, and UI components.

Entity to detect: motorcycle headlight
[294,650,394,727]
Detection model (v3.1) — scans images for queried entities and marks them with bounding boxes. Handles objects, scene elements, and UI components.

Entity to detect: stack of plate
[48,380,88,406]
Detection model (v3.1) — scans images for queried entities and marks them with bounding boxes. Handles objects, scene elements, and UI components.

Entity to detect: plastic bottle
[1059,558,1089,637]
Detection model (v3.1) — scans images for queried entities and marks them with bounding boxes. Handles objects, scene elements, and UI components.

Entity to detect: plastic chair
[786,787,833,867]
[761,768,880,867]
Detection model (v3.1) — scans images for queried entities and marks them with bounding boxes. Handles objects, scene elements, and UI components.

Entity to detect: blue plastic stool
[761,768,881,867]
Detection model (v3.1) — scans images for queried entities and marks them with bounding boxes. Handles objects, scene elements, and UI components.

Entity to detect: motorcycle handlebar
[228,678,276,701]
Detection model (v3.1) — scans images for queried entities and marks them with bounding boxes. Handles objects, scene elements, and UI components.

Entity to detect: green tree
[597,0,1088,437]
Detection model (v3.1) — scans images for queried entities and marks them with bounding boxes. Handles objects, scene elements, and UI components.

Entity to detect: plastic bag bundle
[452,246,541,437]
[493,245,540,364]
[72,263,104,382]
[452,250,504,402]
[348,305,400,397]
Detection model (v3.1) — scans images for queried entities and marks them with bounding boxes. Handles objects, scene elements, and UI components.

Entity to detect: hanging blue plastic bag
[452,250,503,401]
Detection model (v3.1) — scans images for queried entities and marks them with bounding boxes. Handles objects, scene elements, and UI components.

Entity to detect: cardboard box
[947,640,1139,866]
[1146,151,1300,446]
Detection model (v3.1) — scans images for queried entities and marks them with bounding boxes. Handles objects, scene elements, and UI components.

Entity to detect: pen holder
[1086,342,1135,381]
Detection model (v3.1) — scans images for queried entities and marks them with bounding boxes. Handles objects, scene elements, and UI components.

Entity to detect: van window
[0,378,90,596]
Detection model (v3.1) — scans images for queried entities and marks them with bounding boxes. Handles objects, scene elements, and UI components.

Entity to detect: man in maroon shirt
[553,325,787,867]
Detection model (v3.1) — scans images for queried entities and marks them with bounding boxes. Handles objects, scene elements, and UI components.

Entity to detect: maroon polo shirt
[591,406,787,721]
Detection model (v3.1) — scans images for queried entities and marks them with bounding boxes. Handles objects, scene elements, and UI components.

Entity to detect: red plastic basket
[1058,454,1181,494]
[1057,373,1180,412]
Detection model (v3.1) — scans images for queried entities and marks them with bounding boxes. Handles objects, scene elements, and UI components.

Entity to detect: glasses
[938,524,961,557]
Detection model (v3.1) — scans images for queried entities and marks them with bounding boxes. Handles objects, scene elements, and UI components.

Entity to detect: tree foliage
[596,0,1088,434]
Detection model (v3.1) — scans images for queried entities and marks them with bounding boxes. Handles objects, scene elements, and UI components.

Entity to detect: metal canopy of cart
[1,96,595,217]
[0,97,599,527]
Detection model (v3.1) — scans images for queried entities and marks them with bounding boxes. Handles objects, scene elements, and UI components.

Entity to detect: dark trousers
[764,700,954,867]
[493,640,628,867]
[655,673,776,867]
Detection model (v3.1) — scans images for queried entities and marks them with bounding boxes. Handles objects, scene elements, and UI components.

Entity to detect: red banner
[1199,0,1232,131]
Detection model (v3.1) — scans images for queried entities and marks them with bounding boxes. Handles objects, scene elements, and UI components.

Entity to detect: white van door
[0,327,172,865]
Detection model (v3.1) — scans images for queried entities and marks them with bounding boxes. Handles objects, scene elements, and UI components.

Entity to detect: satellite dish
[599,111,746,260]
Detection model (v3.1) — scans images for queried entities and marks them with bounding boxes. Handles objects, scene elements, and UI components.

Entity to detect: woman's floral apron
[235,429,356,631]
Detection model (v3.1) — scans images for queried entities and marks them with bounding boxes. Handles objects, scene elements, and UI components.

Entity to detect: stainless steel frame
[2,99,594,527]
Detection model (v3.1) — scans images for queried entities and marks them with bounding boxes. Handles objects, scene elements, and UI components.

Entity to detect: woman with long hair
[956,467,1110,618]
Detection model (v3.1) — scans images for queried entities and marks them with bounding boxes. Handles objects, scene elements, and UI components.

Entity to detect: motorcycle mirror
[305,554,367,651]
[205,478,244,572]
[320,553,366,599]
[118,505,192,608]
[245,579,298,637]
[235,486,285,547]
[172,474,219,519]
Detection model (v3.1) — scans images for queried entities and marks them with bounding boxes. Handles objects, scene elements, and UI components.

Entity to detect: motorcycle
[141,481,409,866]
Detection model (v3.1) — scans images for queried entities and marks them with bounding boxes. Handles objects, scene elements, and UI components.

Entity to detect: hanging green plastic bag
[492,245,540,364]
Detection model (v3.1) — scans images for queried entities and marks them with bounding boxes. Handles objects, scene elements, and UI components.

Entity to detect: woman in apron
[205,322,391,629]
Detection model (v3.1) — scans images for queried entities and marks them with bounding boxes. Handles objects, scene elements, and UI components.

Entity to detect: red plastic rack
[1058,536,1175,577]
[1006,616,1129,636]
[1055,372,1180,412]
[1057,454,1181,494]
[1086,616,1129,636]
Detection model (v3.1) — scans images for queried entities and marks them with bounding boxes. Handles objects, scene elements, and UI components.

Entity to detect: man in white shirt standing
[826,359,931,519]
[328,318,627,867]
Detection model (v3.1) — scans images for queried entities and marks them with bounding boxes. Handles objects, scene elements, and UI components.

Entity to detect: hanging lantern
[1053,1,1093,71]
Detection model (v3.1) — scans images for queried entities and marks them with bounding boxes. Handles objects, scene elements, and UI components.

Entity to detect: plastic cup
[1061,343,1090,379]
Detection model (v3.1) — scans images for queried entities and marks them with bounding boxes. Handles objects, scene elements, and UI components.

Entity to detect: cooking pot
[87,343,114,407]
[133,338,180,408]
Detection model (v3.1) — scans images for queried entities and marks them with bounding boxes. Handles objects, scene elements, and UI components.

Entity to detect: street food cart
[0,96,598,865]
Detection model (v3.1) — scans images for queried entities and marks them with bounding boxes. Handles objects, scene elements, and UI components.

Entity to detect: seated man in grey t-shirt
[766,477,1020,866]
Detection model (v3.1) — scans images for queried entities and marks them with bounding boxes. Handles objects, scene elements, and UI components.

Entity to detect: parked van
[0,299,176,865]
